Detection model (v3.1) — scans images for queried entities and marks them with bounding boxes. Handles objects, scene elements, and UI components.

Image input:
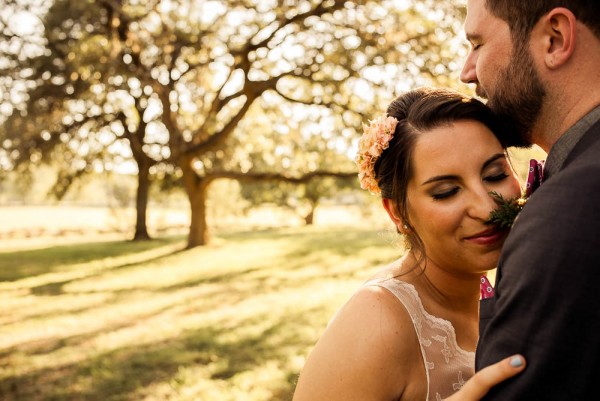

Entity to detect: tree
[1,0,467,247]
[237,122,358,225]
[1,0,185,239]
[240,175,357,225]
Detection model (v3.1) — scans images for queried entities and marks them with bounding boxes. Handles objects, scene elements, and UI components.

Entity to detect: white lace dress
[365,278,475,401]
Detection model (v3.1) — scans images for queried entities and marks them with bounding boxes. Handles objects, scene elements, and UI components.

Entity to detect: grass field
[0,225,402,401]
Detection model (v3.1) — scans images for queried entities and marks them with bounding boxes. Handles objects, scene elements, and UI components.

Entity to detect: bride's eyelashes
[430,172,509,201]
[432,187,460,200]
[484,172,509,183]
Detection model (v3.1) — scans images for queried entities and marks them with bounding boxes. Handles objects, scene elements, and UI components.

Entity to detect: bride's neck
[402,251,481,313]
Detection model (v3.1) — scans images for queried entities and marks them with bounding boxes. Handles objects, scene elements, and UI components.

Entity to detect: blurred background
[0,0,545,400]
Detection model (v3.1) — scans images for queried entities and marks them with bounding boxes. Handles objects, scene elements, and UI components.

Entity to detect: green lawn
[0,226,401,401]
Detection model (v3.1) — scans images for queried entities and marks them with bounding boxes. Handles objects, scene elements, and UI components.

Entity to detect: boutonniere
[486,159,545,228]
[487,192,527,228]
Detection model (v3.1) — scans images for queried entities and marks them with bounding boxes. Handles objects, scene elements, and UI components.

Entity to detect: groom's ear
[534,7,577,70]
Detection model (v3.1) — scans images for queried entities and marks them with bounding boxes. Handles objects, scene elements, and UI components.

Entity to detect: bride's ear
[382,198,408,234]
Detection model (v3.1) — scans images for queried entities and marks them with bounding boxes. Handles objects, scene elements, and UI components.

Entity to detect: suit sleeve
[477,161,600,400]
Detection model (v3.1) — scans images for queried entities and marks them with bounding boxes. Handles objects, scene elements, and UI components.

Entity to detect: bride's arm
[444,355,526,401]
[292,286,419,401]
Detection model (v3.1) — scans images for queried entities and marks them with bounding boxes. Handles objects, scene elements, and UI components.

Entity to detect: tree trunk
[181,160,210,248]
[132,158,151,241]
[187,183,209,248]
[304,209,314,225]
[304,199,318,225]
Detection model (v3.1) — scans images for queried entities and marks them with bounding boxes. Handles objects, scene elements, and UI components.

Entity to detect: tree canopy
[0,0,467,247]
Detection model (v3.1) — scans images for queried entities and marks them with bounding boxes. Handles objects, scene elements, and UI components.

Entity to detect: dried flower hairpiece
[355,115,399,195]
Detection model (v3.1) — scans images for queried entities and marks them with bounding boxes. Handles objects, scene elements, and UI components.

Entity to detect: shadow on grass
[0,236,185,282]
[0,308,320,401]
[159,227,397,292]
[0,226,399,400]
[0,295,194,361]
[26,250,184,296]
[225,226,397,262]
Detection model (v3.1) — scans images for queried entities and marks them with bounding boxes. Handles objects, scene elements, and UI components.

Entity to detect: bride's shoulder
[296,284,422,398]
[326,283,421,359]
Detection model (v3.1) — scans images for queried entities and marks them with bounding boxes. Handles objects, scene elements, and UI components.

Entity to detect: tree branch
[241,0,347,55]
[205,169,357,184]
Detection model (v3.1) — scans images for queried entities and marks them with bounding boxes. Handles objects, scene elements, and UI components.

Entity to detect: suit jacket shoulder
[476,119,600,400]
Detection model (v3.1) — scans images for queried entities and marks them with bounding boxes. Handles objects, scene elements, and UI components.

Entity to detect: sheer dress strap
[365,278,475,401]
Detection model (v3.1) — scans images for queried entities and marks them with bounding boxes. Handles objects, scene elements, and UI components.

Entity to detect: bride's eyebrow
[481,153,507,172]
[422,174,458,186]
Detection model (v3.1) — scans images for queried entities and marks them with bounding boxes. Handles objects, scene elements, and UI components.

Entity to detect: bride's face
[406,119,521,275]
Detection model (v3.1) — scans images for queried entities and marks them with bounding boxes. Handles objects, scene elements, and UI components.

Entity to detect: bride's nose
[466,187,498,221]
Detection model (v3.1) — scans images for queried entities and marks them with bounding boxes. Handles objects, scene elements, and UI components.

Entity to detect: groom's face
[461,0,545,147]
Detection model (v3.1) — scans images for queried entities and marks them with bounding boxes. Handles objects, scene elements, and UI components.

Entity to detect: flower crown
[355,114,399,195]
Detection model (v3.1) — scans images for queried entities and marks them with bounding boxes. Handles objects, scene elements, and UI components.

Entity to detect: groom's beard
[481,42,546,148]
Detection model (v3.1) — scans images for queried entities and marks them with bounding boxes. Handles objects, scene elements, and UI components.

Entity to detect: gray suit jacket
[477,119,600,400]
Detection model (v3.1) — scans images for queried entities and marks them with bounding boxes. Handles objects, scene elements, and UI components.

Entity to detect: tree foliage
[0,0,467,247]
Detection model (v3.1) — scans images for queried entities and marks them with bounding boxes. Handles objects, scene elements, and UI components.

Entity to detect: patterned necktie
[525,159,545,198]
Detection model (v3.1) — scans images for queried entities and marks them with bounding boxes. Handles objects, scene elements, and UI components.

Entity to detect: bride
[293,87,525,401]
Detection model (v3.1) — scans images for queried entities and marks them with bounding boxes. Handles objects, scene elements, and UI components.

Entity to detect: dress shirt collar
[544,104,600,178]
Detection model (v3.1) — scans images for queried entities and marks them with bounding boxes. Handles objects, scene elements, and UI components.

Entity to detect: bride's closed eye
[432,187,460,200]
[430,171,509,200]
[484,172,509,182]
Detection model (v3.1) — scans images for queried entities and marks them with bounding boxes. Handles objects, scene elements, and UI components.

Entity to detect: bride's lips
[464,226,507,245]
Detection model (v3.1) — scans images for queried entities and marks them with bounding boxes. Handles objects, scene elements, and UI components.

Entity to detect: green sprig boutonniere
[487,191,527,228]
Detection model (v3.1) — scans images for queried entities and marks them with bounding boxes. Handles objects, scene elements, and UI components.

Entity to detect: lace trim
[365,278,475,401]
[370,279,474,359]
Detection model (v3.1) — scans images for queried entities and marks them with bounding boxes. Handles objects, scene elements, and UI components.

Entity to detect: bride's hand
[444,355,526,401]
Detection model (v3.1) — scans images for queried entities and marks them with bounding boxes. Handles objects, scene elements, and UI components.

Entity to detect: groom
[460,0,600,400]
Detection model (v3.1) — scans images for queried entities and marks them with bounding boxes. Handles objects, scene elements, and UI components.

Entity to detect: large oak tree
[1,0,465,247]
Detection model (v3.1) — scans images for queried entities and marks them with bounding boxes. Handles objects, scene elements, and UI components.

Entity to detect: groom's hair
[485,0,600,42]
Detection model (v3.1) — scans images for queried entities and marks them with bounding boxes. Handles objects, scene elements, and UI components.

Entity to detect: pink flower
[355,115,398,195]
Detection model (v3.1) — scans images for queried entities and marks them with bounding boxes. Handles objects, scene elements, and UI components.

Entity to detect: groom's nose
[460,51,478,85]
